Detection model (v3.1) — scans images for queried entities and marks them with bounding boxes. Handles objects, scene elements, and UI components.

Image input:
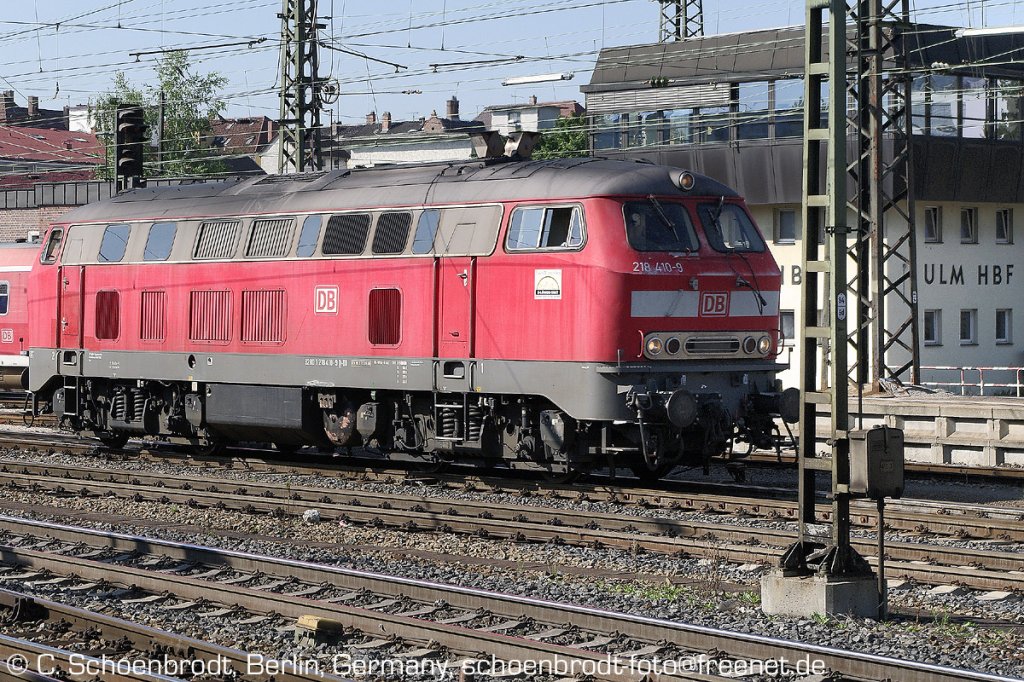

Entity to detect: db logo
[0,329,11,343]
[700,292,729,317]
[314,286,339,315]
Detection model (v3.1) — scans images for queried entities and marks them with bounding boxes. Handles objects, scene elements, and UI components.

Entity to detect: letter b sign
[315,286,339,315]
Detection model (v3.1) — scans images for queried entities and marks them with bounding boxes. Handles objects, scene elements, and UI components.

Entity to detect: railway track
[1,429,1022,541]
[0,457,1020,592]
[0,514,1017,682]
[0,588,333,682]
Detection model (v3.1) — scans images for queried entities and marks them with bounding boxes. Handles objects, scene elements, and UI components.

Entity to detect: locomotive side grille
[140,291,166,341]
[684,337,740,354]
[189,290,231,343]
[245,218,294,258]
[323,213,370,255]
[95,290,120,340]
[241,289,286,343]
[372,212,412,254]
[368,288,401,345]
[194,220,241,260]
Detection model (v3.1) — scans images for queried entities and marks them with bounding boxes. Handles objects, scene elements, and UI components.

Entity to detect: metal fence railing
[920,365,1024,397]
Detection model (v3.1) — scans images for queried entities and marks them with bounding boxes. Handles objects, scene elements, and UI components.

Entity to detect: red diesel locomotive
[27,157,792,480]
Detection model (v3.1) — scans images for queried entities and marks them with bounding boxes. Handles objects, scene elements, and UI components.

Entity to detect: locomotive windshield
[623,199,699,252]
[698,202,766,253]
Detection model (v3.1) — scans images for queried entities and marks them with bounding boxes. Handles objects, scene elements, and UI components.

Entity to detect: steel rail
[4,447,1021,541]
[0,633,182,682]
[0,515,1016,682]
[0,588,344,682]
[0,469,1020,590]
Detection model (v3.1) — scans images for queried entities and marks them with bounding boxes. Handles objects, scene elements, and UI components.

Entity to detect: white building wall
[751,201,1024,394]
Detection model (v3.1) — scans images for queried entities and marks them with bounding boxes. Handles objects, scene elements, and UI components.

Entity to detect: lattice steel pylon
[846,0,920,392]
[278,0,325,174]
[783,0,917,578]
[656,0,704,41]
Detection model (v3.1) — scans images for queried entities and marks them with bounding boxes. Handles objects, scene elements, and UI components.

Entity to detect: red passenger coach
[29,158,794,480]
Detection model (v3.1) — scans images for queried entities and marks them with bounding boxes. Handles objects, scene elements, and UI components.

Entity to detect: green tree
[533,114,590,160]
[91,51,228,179]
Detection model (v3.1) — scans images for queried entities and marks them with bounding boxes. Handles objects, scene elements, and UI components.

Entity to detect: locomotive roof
[58,158,739,224]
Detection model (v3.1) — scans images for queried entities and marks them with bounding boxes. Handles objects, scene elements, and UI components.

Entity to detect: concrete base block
[761,571,879,618]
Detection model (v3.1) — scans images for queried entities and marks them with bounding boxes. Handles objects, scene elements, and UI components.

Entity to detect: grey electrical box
[849,426,904,499]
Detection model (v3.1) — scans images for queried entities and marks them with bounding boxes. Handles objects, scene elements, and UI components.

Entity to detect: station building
[582,24,1024,394]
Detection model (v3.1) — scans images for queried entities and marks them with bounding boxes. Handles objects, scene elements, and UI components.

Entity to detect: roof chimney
[366,111,377,125]
[529,95,537,106]
[446,96,459,120]
[381,111,392,133]
[27,96,38,117]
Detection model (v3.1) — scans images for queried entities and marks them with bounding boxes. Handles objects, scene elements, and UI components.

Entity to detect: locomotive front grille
[642,331,776,360]
[684,337,740,355]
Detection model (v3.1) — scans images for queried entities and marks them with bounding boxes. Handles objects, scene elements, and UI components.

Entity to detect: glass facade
[591,75,1024,151]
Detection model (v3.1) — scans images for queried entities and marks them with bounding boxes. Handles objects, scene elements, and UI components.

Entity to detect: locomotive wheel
[97,431,129,449]
[629,462,675,485]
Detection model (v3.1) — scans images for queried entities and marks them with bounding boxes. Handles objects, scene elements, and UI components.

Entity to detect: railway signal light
[115,105,147,186]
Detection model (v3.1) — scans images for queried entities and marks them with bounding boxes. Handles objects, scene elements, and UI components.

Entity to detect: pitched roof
[209,117,275,155]
[0,169,96,188]
[478,100,585,116]
[0,127,103,165]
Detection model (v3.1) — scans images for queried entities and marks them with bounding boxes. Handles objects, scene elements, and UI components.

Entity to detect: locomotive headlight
[757,335,773,355]
[742,336,757,354]
[665,337,681,355]
[675,171,696,191]
[646,337,663,355]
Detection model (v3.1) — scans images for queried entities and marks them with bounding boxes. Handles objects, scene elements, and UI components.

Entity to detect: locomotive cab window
[623,200,698,252]
[98,224,131,262]
[506,205,584,251]
[322,213,370,255]
[698,202,766,253]
[144,222,177,261]
[0,282,8,315]
[41,228,63,264]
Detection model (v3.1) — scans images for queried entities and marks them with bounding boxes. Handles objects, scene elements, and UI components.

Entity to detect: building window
[960,207,978,243]
[780,310,795,346]
[959,309,977,345]
[592,113,623,150]
[775,209,797,243]
[996,309,1012,345]
[924,206,942,243]
[997,209,1013,244]
[924,309,941,346]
